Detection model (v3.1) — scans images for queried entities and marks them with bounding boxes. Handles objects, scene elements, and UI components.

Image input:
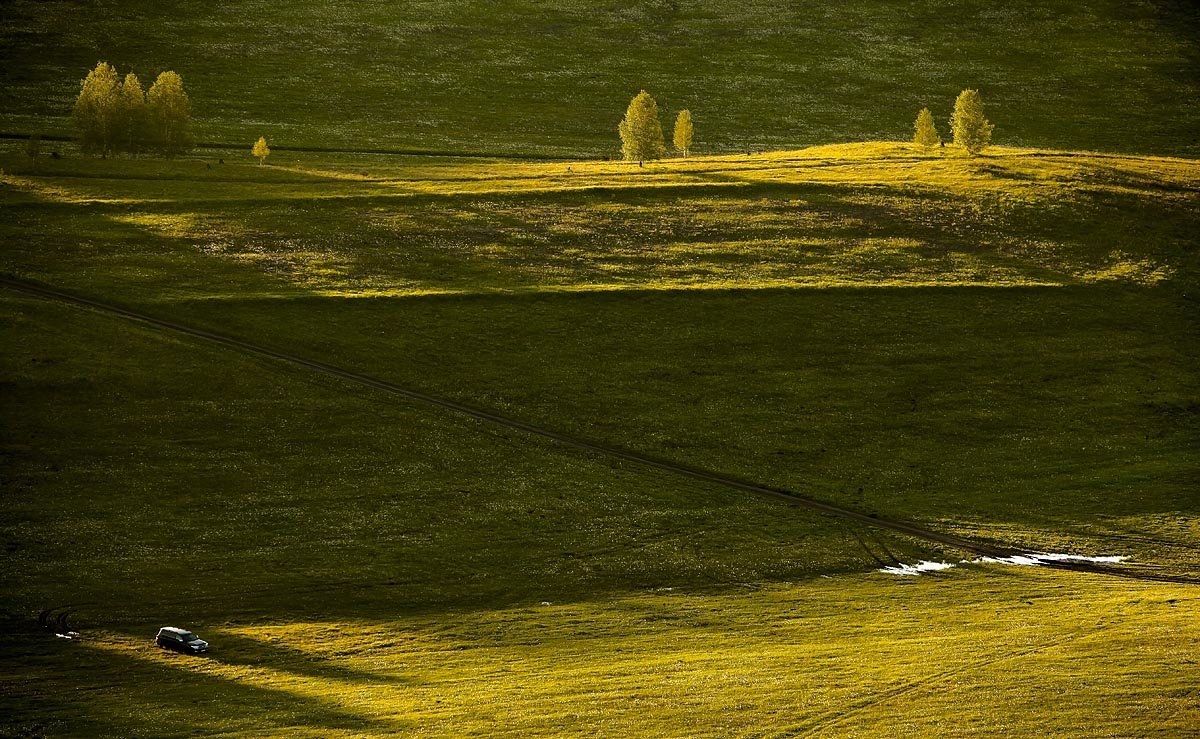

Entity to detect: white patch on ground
[878,560,957,576]
[879,552,1129,576]
[978,553,1128,566]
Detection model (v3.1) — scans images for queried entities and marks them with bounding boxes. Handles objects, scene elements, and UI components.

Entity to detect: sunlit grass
[2,143,1196,299]
[6,569,1196,737]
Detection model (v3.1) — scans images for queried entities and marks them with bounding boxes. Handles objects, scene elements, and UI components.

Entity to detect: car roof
[159,627,191,635]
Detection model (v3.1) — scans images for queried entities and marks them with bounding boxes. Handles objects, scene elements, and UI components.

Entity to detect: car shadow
[199,628,413,685]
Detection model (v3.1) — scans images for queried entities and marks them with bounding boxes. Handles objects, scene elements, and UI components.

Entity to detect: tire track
[762,627,1095,738]
[4,275,1197,586]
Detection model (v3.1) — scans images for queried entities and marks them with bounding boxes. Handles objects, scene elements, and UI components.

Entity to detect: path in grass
[7,274,1195,586]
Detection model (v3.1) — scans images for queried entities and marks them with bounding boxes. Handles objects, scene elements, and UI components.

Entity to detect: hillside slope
[3,142,1197,574]
[1,0,1198,156]
[2,132,1198,734]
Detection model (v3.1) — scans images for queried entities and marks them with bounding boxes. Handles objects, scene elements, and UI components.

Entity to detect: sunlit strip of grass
[4,144,1196,206]
[52,568,1200,737]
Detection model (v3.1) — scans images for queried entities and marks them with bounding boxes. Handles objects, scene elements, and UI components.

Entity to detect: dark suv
[156,627,209,654]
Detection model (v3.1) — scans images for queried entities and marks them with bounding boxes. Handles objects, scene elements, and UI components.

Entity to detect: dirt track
[4,275,1195,585]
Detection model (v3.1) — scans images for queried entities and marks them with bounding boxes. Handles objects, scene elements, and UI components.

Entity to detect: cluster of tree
[619,88,994,165]
[618,90,692,165]
[914,89,995,155]
[72,62,194,157]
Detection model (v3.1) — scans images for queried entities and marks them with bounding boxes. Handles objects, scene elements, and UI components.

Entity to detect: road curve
[3,275,1195,585]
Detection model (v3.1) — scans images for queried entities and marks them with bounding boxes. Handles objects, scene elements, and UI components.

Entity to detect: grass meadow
[1,1,1198,156]
[2,0,1199,735]
[2,142,1198,735]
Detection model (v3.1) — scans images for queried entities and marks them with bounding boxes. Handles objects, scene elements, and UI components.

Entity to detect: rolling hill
[2,0,1199,735]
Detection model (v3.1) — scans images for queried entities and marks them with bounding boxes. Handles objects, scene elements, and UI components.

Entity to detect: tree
[673,109,693,157]
[618,90,665,166]
[115,72,147,156]
[252,136,271,165]
[72,62,120,155]
[147,71,193,156]
[950,89,994,156]
[913,107,940,151]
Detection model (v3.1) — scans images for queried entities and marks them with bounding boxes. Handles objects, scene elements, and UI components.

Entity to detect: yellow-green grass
[2,1,1199,157]
[3,569,1197,737]
[3,143,1198,298]
[2,143,1198,735]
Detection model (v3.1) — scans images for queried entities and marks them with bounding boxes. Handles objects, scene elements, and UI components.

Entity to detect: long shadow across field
[6,277,1198,585]
[1,636,412,737]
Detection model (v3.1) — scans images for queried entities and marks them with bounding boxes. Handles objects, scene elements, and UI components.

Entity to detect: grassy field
[1,140,1198,735]
[1,0,1199,156]
[3,2,1199,735]
[2,289,897,621]
[4,570,1198,737]
[3,143,1197,561]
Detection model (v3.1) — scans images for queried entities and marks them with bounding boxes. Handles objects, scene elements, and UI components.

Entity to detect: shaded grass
[161,285,1199,569]
[2,292,895,626]
[1,145,1197,572]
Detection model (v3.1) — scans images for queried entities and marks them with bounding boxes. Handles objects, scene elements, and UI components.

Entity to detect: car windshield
[179,632,197,641]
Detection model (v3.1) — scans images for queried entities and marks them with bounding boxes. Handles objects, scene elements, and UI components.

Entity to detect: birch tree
[252,136,271,165]
[116,73,147,155]
[618,90,666,166]
[913,107,940,151]
[673,109,693,157]
[72,62,120,155]
[147,71,194,156]
[951,89,994,156]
